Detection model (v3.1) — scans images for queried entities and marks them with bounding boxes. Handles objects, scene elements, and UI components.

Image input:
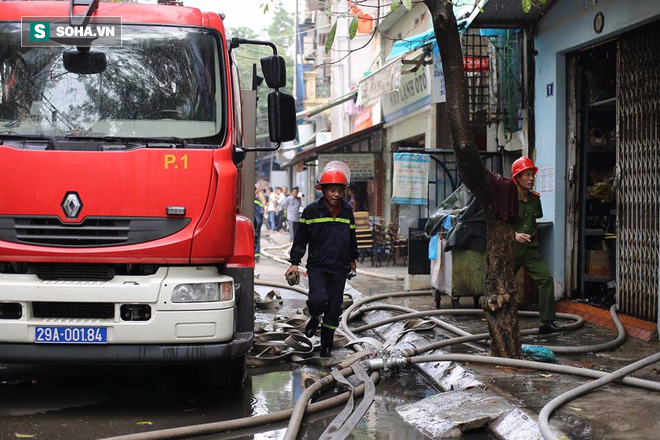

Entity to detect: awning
[385,0,558,60]
[282,123,383,168]
[386,29,436,61]
[385,0,487,60]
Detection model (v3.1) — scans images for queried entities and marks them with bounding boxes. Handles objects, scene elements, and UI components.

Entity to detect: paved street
[1,230,658,440]
[0,232,449,440]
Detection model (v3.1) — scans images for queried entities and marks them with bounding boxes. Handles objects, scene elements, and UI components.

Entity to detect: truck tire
[205,355,247,390]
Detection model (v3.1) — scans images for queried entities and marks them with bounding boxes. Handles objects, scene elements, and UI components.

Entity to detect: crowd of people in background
[254,182,359,264]
[255,184,305,242]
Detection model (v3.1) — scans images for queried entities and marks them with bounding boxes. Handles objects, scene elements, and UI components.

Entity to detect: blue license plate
[35,326,107,344]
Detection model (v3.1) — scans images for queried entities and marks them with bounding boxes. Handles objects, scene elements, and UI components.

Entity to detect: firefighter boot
[304,316,320,338]
[320,325,334,358]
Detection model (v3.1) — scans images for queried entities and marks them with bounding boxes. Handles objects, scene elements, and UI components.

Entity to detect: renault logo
[61,192,83,219]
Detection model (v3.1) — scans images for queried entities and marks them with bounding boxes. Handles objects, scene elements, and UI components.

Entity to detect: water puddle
[242,365,493,440]
[0,360,496,440]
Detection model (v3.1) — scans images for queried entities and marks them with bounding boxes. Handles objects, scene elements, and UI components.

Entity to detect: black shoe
[320,325,334,358]
[305,316,319,338]
[539,322,563,335]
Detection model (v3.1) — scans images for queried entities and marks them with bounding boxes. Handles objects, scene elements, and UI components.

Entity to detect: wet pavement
[1,230,657,439]
[0,233,454,440]
[259,231,660,440]
[0,359,450,440]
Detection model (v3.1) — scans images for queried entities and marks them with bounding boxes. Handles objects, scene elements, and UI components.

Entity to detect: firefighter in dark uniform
[285,162,358,357]
[512,156,561,334]
[254,187,264,263]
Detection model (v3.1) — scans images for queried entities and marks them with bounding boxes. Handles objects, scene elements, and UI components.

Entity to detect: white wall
[329,2,374,141]
[534,0,660,292]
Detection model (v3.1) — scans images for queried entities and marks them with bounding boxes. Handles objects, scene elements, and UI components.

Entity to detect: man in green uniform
[512,156,562,334]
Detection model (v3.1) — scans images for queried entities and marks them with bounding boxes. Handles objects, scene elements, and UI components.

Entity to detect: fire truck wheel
[205,355,247,390]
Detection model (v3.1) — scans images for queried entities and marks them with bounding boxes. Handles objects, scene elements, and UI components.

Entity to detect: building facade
[532,0,660,325]
[292,0,660,327]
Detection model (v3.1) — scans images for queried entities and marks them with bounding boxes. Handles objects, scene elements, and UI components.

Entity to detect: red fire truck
[0,0,295,385]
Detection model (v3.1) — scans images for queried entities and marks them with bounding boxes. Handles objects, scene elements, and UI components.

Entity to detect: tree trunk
[423,0,521,358]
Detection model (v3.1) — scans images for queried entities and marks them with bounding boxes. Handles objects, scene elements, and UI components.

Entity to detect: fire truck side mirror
[260,55,286,89]
[63,50,107,75]
[267,91,296,143]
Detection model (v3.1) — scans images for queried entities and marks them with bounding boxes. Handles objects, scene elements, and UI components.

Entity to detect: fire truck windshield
[0,24,225,144]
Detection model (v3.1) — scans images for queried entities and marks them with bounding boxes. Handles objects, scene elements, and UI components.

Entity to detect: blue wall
[533,0,660,293]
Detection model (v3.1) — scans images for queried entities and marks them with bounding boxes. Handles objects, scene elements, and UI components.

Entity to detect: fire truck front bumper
[0,267,253,363]
[0,331,253,364]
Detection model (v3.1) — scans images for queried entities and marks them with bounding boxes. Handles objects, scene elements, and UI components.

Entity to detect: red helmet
[511,156,538,183]
[315,168,348,190]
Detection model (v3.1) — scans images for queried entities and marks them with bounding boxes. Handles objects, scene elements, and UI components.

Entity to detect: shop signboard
[432,46,447,103]
[318,154,375,181]
[353,106,373,132]
[382,66,431,124]
[391,153,430,205]
[463,56,489,72]
[356,59,401,106]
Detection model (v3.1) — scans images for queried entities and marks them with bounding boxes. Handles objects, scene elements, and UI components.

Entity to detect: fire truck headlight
[171,283,232,303]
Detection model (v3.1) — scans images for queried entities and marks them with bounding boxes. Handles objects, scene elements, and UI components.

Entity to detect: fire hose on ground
[260,243,405,281]
[105,286,660,440]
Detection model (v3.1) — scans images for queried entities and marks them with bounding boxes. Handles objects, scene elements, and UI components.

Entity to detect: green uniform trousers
[515,245,556,322]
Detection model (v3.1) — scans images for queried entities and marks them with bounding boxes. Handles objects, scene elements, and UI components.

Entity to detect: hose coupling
[365,353,406,373]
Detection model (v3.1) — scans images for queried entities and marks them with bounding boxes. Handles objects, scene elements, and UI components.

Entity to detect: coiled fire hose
[106,286,660,440]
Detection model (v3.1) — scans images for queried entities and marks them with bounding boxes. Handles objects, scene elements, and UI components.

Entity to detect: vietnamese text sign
[318,154,375,181]
[357,59,401,106]
[392,153,430,205]
[382,66,431,124]
[463,56,489,72]
[536,166,555,193]
[432,46,446,103]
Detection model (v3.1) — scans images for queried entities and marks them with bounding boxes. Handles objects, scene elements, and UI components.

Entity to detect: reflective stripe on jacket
[289,199,358,273]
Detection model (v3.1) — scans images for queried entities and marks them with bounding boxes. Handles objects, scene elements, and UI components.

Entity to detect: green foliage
[230,26,269,89]
[522,0,532,13]
[349,14,358,40]
[266,1,294,54]
[229,1,295,137]
[391,0,400,12]
[521,0,546,12]
[325,20,337,54]
[402,0,413,12]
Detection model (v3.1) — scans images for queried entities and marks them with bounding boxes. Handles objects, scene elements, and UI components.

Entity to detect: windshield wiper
[66,135,189,148]
[0,134,59,149]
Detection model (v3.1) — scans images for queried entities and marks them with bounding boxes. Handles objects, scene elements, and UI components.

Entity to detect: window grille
[462,29,523,127]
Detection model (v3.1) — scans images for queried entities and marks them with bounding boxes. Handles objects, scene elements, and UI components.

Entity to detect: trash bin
[451,249,486,297]
[408,228,430,275]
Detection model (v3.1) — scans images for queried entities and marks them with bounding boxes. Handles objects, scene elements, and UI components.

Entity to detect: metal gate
[617,20,660,323]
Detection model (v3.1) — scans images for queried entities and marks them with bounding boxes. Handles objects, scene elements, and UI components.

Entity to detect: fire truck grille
[16,217,129,246]
[33,302,115,319]
[36,264,116,281]
[0,216,190,247]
